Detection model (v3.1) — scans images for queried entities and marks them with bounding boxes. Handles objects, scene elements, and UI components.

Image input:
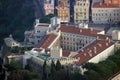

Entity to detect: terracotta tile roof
[59,25,101,36]
[37,34,57,48]
[62,50,70,57]
[91,34,112,40]
[95,34,112,40]
[73,40,113,66]
[93,2,120,8]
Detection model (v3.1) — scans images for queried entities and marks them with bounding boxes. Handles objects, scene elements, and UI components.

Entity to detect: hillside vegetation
[0,0,35,47]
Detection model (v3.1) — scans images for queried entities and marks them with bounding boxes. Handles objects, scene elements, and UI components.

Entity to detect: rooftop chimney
[80,29,82,33]
[100,2,102,6]
[90,28,93,32]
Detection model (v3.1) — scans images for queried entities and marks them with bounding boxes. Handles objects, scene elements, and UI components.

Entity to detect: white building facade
[92,3,120,24]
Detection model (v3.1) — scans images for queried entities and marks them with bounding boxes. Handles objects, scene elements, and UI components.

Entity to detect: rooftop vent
[80,29,82,33]
[100,2,102,6]
[98,43,102,47]
[90,28,93,31]
[106,43,108,46]
[81,49,84,52]
[78,57,80,60]
[88,53,92,57]
[84,53,86,56]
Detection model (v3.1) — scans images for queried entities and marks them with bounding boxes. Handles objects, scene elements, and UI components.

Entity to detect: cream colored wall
[88,44,114,63]
[74,0,90,23]
[50,48,62,58]
[112,30,120,40]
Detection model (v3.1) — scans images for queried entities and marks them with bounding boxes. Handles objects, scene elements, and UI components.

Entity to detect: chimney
[80,29,82,33]
[84,53,86,56]
[106,43,108,46]
[94,47,96,54]
[89,53,92,57]
[100,2,102,6]
[97,36,99,39]
[90,28,93,32]
[81,49,84,52]
[108,39,111,43]
[107,3,109,6]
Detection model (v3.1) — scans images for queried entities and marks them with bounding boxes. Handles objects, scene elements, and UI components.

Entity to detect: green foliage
[50,60,56,80]
[70,71,84,80]
[40,14,54,23]
[8,70,41,80]
[83,49,120,80]
[0,0,35,47]
[11,46,32,53]
[6,62,22,71]
[56,60,62,71]
[42,60,47,80]
[11,46,20,53]
[25,64,33,72]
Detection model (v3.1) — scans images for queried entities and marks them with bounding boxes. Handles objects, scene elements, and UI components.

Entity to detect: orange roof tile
[95,34,112,40]
[37,34,57,48]
[59,25,101,36]
[73,40,113,66]
[93,2,120,8]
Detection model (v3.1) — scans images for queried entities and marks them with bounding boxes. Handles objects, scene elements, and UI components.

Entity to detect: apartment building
[44,0,54,15]
[57,0,70,22]
[104,0,120,4]
[74,0,90,24]
[92,2,120,24]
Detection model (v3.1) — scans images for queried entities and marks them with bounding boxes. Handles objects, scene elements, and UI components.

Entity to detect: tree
[56,60,62,71]
[25,64,32,72]
[11,46,20,53]
[0,0,35,47]
[40,14,54,23]
[84,70,104,80]
[42,60,47,80]
[50,60,56,80]
[0,58,3,73]
[6,62,22,71]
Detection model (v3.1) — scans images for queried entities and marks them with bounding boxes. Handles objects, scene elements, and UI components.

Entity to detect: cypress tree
[43,60,47,80]
[50,60,56,80]
[56,60,62,71]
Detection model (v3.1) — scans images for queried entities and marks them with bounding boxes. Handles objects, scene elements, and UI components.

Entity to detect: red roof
[59,25,101,36]
[95,34,112,40]
[73,40,113,66]
[62,50,70,57]
[93,2,120,8]
[37,34,57,48]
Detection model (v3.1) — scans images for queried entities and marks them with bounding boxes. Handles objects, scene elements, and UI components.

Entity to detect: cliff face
[0,0,35,47]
